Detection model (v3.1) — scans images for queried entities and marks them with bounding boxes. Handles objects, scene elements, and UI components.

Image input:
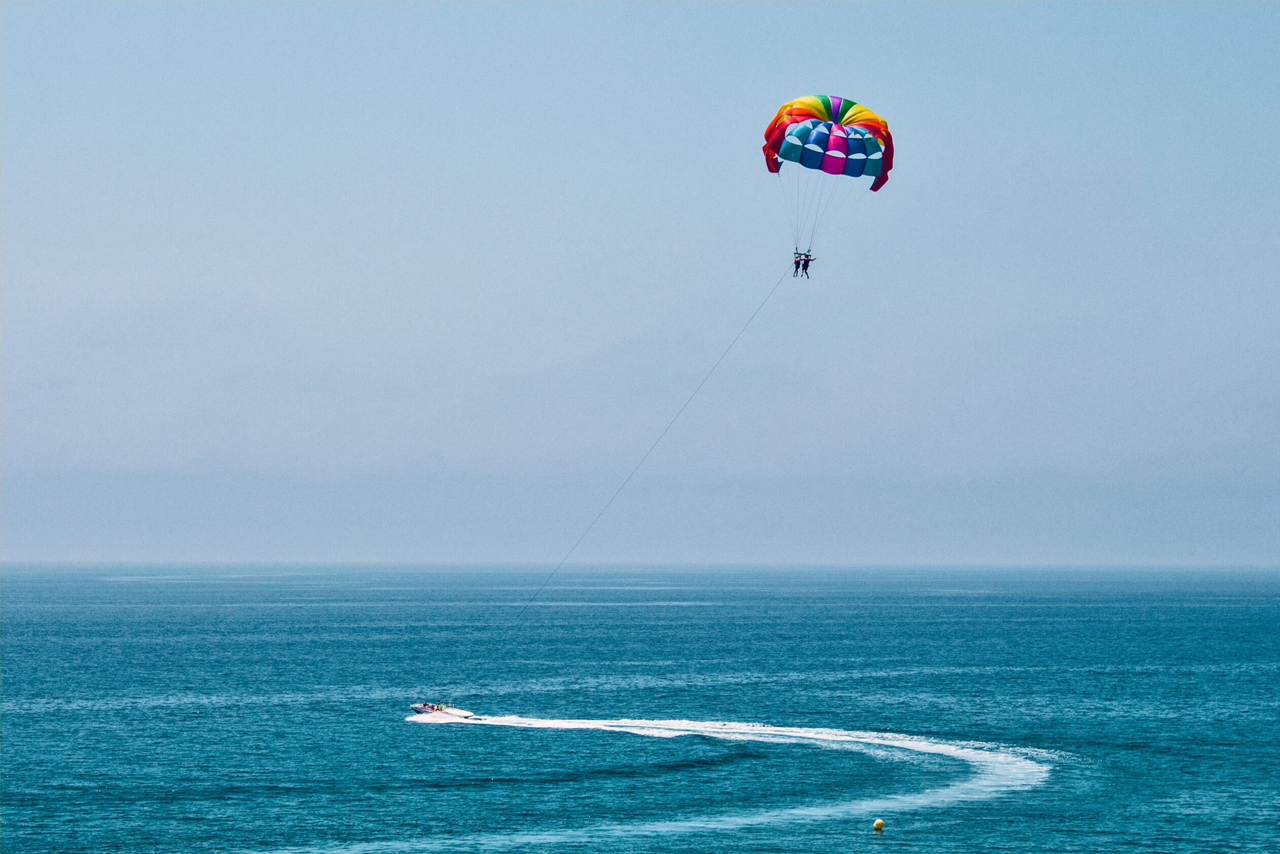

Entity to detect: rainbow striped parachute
[763,96,893,252]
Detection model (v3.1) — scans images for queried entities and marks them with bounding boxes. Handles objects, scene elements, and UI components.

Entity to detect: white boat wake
[395,712,1052,848]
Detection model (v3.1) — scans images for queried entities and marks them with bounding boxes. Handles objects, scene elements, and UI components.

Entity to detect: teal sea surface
[2,565,1277,852]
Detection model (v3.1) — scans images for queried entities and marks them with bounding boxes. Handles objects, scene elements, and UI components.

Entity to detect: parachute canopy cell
[763,95,894,191]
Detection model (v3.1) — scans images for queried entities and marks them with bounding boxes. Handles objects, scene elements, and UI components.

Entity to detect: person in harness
[800,254,814,278]
[793,252,804,277]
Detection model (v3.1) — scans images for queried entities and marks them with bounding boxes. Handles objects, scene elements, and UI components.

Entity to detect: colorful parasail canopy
[763,95,894,192]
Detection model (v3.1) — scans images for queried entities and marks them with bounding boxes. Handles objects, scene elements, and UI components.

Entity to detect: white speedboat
[410,702,475,719]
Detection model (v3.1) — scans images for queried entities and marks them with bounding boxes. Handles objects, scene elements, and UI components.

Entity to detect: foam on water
[360,713,1053,851]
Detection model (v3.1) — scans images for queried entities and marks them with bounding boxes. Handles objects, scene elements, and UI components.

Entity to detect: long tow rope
[509,266,794,625]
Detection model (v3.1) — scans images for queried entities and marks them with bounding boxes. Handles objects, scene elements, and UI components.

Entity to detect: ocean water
[2,565,1277,853]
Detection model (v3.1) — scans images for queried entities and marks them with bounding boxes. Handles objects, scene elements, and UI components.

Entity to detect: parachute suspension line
[793,175,808,251]
[781,168,871,256]
[787,167,802,250]
[802,172,838,251]
[774,171,799,251]
[798,176,829,252]
[788,165,808,248]
[798,168,820,249]
[791,168,804,250]
[508,266,795,626]
[809,185,871,256]
[806,179,856,254]
[803,178,839,252]
[791,168,807,250]
[795,173,812,249]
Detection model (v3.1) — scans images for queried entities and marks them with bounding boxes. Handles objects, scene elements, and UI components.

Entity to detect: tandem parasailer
[764,95,894,273]
[792,252,814,278]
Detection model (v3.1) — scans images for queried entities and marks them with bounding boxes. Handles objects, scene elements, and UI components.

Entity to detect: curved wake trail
[398,713,1052,848]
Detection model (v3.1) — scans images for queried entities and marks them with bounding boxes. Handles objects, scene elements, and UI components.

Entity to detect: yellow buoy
[873,818,884,833]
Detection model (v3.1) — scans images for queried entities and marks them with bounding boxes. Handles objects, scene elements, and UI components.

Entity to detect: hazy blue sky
[3,2,1277,565]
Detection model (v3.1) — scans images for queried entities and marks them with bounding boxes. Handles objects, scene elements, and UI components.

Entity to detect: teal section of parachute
[776,120,885,179]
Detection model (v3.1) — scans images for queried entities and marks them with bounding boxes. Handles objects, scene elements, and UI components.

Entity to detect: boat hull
[410,704,475,719]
